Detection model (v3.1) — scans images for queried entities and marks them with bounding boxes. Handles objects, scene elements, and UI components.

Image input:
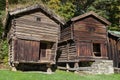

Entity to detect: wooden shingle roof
[3,4,65,38]
[71,11,111,25]
[8,4,65,25]
[108,31,120,38]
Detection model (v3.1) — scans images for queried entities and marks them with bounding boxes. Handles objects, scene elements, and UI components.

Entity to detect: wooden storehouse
[57,11,111,68]
[3,4,64,71]
[108,31,120,68]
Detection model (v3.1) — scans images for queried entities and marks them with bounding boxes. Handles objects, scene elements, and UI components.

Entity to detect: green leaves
[3,0,119,30]
[58,2,75,20]
[0,40,8,61]
[0,0,8,63]
[46,0,75,20]
[0,0,6,10]
[88,0,120,30]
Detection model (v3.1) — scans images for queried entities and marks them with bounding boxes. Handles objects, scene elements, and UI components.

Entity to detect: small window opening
[86,26,95,32]
[36,17,41,21]
[93,43,101,57]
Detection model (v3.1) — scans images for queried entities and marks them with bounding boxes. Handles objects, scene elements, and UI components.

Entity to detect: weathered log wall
[117,41,120,67]
[14,39,40,62]
[58,16,108,63]
[57,41,77,62]
[7,11,59,64]
[8,39,14,65]
[60,27,72,42]
[73,17,108,59]
[73,17,107,41]
[108,35,120,68]
[13,12,59,42]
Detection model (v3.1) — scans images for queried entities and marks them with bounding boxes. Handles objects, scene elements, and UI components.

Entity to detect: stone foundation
[114,68,120,73]
[80,60,114,74]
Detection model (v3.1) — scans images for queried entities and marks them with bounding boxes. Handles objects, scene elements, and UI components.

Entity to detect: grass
[0,70,120,80]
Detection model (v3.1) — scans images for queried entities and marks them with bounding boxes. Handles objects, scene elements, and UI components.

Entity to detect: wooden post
[77,43,80,57]
[46,64,52,74]
[11,63,17,71]
[67,42,69,61]
[74,62,79,73]
[66,63,70,72]
[11,67,17,71]
[54,42,58,62]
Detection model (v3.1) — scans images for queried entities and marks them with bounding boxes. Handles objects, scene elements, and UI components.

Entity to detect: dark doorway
[39,41,54,60]
[40,42,47,58]
[93,43,101,57]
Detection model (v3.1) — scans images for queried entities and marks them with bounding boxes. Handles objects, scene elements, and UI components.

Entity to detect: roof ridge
[8,4,65,25]
[71,11,111,25]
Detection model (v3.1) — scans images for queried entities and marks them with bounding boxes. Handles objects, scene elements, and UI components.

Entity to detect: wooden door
[79,42,92,57]
[14,39,40,62]
[101,43,107,57]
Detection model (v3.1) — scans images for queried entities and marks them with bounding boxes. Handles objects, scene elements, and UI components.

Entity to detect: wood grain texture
[14,39,57,63]
[13,11,59,42]
[108,35,120,68]
[58,16,108,62]
[7,10,60,65]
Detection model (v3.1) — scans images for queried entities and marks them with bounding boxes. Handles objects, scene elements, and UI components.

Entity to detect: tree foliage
[86,0,120,30]
[42,0,75,20]
[0,0,6,10]
[0,40,8,62]
[4,0,119,29]
[43,0,119,30]
[0,0,8,63]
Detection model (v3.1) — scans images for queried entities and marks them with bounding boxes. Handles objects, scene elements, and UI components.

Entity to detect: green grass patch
[0,70,120,80]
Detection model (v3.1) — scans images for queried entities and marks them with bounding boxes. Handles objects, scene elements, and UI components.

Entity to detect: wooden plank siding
[7,20,16,41]
[5,6,63,65]
[13,12,59,42]
[4,4,66,70]
[11,11,60,63]
[14,39,39,62]
[57,41,77,62]
[72,17,108,60]
[101,43,107,57]
[13,39,57,63]
[58,44,68,61]
[78,41,92,57]
[68,42,77,60]
[8,39,14,64]
[58,15,109,63]
[60,27,72,42]
[108,35,120,68]
[73,17,107,41]
[118,41,120,68]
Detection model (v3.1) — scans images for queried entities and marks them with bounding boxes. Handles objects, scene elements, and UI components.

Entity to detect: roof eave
[108,31,120,38]
[71,11,111,26]
[9,4,65,25]
[3,4,66,38]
